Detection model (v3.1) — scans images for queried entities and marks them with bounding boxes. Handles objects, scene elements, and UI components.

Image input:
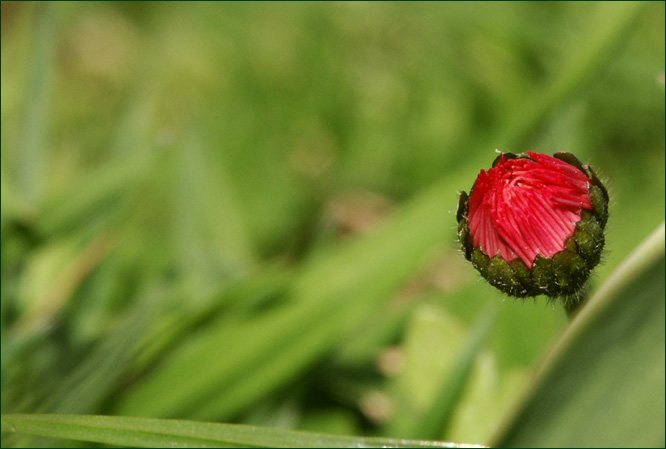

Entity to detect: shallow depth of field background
[1,2,664,446]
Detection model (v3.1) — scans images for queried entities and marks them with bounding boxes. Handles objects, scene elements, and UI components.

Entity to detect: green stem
[563,286,590,319]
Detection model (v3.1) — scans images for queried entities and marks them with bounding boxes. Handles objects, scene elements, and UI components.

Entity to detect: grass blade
[0,414,478,448]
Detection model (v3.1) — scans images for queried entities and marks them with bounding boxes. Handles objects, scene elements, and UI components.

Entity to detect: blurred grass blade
[16,2,55,204]
[37,151,152,238]
[500,1,645,149]
[493,223,665,447]
[1,169,36,229]
[169,130,255,279]
[406,304,498,440]
[0,414,478,448]
[114,183,456,419]
[131,263,292,375]
[41,299,158,416]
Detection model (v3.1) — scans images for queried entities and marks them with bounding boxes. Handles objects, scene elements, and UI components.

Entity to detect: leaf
[409,305,498,440]
[0,414,479,448]
[388,304,498,440]
[493,223,665,447]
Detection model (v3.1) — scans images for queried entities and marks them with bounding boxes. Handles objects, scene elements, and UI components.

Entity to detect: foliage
[1,2,664,447]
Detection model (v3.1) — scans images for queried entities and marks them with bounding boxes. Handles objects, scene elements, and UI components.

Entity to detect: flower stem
[563,286,589,319]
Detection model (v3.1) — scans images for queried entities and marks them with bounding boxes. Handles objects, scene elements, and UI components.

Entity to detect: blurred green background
[1,1,664,446]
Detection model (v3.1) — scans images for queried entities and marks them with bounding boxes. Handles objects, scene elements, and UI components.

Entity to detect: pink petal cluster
[467,152,593,268]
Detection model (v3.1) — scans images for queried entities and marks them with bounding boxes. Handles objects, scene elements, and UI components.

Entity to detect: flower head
[457,152,608,298]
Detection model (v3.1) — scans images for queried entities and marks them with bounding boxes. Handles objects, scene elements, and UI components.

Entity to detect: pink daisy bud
[457,152,608,301]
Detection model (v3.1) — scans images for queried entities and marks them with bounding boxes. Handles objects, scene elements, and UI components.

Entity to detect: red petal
[468,153,592,268]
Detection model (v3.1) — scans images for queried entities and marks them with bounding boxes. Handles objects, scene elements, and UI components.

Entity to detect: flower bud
[457,151,608,298]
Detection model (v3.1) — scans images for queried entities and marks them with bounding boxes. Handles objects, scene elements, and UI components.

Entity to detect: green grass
[1,2,664,447]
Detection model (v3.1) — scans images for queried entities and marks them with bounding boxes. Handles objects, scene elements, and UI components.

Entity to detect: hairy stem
[563,286,590,319]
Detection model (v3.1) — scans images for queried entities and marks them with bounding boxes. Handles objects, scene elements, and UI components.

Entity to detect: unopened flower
[457,151,608,299]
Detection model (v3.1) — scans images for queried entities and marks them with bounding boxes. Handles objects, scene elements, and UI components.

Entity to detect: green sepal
[564,235,577,253]
[510,258,538,296]
[532,255,559,296]
[486,256,526,297]
[470,247,532,297]
[588,184,609,227]
[471,247,490,273]
[575,211,604,269]
[552,251,590,295]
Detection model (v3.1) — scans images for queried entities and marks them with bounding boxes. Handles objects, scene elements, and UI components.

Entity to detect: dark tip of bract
[456,191,469,223]
[458,220,473,261]
[553,152,586,173]
[491,152,519,168]
[584,165,609,202]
